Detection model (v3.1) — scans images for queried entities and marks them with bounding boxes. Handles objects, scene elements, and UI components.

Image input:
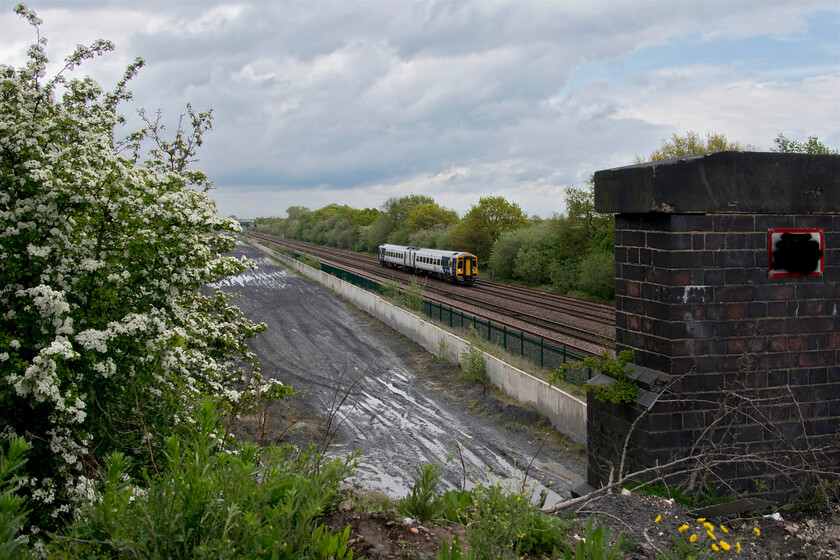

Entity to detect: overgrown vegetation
[50,402,358,558]
[402,463,576,560]
[298,252,323,269]
[460,329,489,384]
[551,350,639,404]
[379,278,425,312]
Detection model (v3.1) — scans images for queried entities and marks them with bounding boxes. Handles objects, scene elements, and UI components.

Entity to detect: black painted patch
[769,229,824,277]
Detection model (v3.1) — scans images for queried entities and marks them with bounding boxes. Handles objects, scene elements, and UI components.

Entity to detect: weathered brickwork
[591,152,839,502]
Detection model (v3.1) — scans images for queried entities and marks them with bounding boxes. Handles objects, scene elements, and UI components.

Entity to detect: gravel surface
[214,242,586,501]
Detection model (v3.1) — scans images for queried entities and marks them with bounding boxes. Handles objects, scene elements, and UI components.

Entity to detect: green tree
[285,205,311,220]
[382,194,437,224]
[578,251,615,300]
[450,196,529,265]
[635,131,751,163]
[771,133,838,155]
[359,213,396,251]
[487,225,539,279]
[0,5,273,524]
[381,194,438,244]
[408,225,452,249]
[545,185,615,298]
[405,202,459,232]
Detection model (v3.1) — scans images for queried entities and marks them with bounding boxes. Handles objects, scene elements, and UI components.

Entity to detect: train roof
[379,244,475,258]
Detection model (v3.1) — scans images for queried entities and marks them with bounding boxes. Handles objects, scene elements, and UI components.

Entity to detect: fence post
[540,338,544,367]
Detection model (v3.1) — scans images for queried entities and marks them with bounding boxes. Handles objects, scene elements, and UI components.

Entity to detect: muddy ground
[214,242,586,503]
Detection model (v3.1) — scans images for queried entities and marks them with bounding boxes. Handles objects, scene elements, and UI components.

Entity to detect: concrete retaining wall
[251,240,587,445]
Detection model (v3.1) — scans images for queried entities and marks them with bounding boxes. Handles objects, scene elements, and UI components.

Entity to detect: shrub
[404,279,425,311]
[514,246,554,285]
[460,342,488,384]
[51,401,358,558]
[1,5,272,525]
[549,258,582,294]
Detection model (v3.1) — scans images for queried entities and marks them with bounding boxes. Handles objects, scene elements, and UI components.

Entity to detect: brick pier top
[594,151,840,215]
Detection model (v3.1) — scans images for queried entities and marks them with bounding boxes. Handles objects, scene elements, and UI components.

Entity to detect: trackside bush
[461,343,488,384]
[578,251,615,300]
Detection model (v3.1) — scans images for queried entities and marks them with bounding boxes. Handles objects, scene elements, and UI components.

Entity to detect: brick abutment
[590,152,839,503]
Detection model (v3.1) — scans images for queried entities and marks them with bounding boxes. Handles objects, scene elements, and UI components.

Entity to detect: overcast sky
[2,1,838,219]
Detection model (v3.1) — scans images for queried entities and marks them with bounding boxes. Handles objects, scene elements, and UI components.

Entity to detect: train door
[464,256,472,277]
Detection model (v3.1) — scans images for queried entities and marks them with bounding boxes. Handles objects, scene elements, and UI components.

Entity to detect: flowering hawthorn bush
[0,4,275,524]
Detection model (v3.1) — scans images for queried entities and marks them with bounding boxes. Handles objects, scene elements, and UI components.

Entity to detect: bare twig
[521,432,551,495]
[133,385,159,476]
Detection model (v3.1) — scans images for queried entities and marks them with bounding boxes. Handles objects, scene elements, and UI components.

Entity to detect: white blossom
[1,9,266,524]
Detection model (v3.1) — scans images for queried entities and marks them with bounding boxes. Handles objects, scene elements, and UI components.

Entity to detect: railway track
[244,232,615,354]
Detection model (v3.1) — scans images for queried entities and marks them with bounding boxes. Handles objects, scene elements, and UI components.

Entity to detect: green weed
[460,330,489,384]
[51,400,357,559]
[0,438,31,560]
[564,515,624,560]
[398,463,446,523]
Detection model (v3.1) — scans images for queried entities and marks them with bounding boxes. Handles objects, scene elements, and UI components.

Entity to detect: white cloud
[615,69,840,150]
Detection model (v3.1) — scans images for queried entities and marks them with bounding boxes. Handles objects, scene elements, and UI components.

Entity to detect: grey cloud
[5,0,836,218]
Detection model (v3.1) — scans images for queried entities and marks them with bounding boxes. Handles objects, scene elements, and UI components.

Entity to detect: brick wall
[590,152,839,502]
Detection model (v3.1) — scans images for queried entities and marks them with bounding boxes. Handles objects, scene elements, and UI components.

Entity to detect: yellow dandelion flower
[720,525,728,533]
[678,524,689,533]
[703,522,715,532]
[698,518,706,522]
[720,541,731,551]
[655,515,662,523]
[689,534,697,543]
[712,543,720,552]
[736,542,741,553]
[753,527,761,537]
[707,530,717,540]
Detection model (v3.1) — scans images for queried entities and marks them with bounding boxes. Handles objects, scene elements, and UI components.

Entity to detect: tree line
[252,188,616,300]
[253,131,835,302]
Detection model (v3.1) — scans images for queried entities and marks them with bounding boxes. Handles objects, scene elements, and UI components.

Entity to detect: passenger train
[378,244,478,285]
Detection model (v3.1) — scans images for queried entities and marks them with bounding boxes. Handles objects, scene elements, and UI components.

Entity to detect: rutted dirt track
[215,242,585,502]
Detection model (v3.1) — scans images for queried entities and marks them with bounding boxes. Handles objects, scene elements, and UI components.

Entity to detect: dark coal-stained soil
[215,242,586,501]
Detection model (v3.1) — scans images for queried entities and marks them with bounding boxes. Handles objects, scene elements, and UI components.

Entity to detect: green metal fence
[293,253,593,384]
[318,261,384,293]
[423,301,593,383]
